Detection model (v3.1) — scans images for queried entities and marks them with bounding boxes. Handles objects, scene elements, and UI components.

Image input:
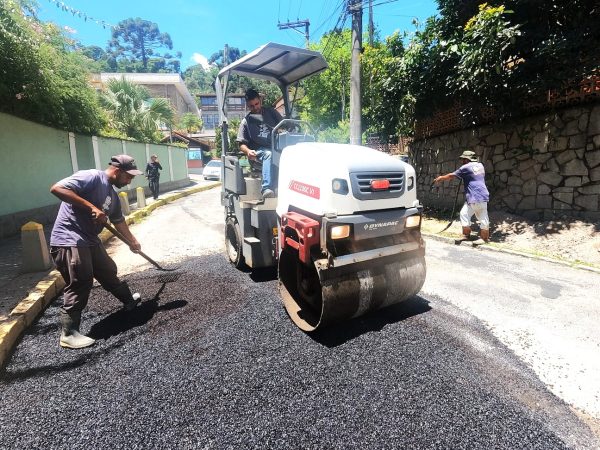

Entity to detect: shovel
[103,223,179,272]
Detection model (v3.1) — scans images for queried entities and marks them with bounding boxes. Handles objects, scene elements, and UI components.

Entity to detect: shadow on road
[310,295,431,348]
[249,266,278,283]
[88,283,187,341]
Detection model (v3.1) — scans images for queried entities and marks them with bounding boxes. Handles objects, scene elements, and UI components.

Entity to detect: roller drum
[279,251,426,331]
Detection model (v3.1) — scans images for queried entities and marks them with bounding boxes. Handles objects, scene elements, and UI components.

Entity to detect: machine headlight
[405,215,421,228]
[332,178,349,195]
[330,224,351,239]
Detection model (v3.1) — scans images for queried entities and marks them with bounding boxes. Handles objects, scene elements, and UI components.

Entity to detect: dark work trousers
[148,177,160,200]
[50,245,133,313]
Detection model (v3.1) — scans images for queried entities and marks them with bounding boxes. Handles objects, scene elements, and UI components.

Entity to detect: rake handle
[103,223,166,271]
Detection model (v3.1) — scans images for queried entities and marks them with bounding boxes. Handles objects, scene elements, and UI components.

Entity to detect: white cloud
[191,53,210,70]
[64,26,77,34]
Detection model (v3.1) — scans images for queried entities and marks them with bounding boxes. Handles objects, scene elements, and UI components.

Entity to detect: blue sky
[37,0,439,71]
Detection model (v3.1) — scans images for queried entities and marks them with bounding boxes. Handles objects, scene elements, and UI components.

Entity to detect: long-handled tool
[103,223,179,272]
[436,178,463,234]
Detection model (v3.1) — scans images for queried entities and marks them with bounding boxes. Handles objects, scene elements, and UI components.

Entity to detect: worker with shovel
[434,150,490,245]
[49,155,143,349]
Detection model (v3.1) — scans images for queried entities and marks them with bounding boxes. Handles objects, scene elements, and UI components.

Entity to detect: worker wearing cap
[49,155,144,349]
[434,150,490,245]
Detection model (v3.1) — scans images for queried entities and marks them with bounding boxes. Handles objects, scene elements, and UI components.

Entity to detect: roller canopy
[217,42,328,87]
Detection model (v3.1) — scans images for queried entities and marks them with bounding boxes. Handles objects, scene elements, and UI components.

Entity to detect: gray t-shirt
[236,107,284,150]
[50,170,124,247]
[453,162,490,204]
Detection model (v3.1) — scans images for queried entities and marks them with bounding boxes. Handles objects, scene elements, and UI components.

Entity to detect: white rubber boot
[59,310,95,349]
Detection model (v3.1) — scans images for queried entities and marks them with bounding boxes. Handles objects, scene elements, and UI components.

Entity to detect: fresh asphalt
[0,189,596,449]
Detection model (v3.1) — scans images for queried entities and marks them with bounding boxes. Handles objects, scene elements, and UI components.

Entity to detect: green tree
[362,32,412,140]
[179,112,203,133]
[317,120,350,143]
[107,18,181,73]
[209,47,246,68]
[399,0,599,127]
[79,45,117,72]
[0,0,104,133]
[183,64,219,95]
[299,29,352,129]
[99,78,174,142]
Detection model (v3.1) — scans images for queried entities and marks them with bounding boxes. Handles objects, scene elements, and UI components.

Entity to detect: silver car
[202,159,222,180]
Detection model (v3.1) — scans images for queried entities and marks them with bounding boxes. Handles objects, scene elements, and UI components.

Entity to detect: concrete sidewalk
[0,177,220,368]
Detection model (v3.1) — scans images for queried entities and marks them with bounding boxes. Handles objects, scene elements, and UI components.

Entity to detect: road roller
[217,43,426,331]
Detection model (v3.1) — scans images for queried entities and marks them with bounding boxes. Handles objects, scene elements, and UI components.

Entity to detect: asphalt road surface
[1,188,597,449]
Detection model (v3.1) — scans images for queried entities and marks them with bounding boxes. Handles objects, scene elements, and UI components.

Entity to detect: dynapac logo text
[363,221,399,231]
[289,180,320,199]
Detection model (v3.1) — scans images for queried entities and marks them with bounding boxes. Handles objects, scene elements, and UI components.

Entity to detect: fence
[414,72,600,140]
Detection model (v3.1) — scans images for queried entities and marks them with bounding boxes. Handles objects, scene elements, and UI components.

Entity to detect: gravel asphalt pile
[1,249,594,449]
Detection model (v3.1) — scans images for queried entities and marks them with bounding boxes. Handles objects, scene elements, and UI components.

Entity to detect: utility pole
[368,0,374,46]
[349,0,363,145]
[223,43,229,66]
[278,19,310,48]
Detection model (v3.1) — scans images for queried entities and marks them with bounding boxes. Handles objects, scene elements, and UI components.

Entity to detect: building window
[201,96,217,106]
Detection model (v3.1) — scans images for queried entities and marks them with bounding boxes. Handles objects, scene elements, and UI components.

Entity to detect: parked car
[203,159,222,180]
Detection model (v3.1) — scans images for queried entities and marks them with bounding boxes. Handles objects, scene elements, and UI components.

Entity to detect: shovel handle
[103,223,167,271]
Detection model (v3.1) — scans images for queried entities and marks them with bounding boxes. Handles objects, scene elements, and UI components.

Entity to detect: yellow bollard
[118,191,130,215]
[21,222,51,273]
[136,186,146,208]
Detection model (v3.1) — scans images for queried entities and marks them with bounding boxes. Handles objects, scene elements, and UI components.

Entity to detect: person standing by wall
[145,154,163,200]
[49,155,143,349]
[434,150,490,245]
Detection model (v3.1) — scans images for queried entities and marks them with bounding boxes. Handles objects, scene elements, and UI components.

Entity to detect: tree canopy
[107,18,181,73]
[299,29,352,129]
[99,78,174,142]
[0,0,104,133]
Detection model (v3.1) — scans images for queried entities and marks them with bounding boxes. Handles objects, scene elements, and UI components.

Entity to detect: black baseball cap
[109,154,143,175]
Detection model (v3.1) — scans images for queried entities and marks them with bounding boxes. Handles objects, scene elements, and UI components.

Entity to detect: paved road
[1,188,597,449]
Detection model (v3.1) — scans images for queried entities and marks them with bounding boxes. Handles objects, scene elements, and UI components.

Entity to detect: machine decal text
[363,221,399,231]
[289,180,320,199]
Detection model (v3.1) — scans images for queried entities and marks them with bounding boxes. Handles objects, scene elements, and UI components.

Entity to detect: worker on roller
[434,150,490,245]
[236,88,284,199]
[49,155,143,349]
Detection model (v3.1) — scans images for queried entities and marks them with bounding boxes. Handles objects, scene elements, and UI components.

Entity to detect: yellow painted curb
[11,292,44,327]
[0,317,25,368]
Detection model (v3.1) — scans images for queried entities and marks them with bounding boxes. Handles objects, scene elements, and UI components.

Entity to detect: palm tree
[100,77,174,142]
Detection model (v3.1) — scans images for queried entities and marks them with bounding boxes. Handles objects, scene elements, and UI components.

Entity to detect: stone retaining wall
[410,103,600,220]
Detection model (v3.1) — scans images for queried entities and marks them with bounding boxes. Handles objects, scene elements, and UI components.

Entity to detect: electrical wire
[44,0,115,29]
[313,0,346,35]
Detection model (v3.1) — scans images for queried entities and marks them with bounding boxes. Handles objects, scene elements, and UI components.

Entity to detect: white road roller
[217,43,426,331]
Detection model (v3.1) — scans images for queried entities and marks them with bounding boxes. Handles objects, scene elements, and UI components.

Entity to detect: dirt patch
[422,210,600,268]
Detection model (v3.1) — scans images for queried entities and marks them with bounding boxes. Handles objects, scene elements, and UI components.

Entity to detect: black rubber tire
[225,217,246,269]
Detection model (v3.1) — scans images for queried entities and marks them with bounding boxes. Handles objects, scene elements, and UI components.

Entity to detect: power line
[313,0,346,35]
[322,11,349,60]
[45,0,115,29]
[363,0,399,8]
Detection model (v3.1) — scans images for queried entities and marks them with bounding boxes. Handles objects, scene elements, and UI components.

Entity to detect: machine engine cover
[276,143,418,218]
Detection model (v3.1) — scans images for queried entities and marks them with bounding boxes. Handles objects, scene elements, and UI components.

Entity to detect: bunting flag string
[46,0,116,29]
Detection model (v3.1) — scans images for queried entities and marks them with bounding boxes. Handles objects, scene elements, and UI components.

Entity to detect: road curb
[422,231,600,274]
[0,181,221,369]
